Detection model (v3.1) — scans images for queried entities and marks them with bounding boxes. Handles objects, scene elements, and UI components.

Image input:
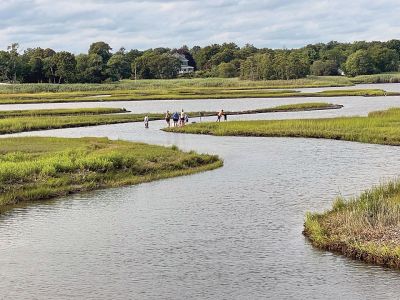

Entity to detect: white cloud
[0,0,399,53]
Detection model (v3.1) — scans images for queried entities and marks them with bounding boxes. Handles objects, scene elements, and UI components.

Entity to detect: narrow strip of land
[165,107,400,146]
[0,88,392,104]
[165,107,400,268]
[0,107,128,118]
[0,103,341,135]
[0,137,222,212]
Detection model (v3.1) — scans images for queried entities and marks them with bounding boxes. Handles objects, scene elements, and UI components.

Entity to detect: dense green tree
[368,46,399,73]
[0,51,11,81]
[344,50,374,76]
[53,51,76,83]
[310,60,338,76]
[106,54,131,81]
[88,41,112,63]
[133,52,180,79]
[218,62,238,78]
[7,43,19,82]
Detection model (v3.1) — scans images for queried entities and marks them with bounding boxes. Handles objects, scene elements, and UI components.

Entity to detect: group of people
[165,110,189,128]
[144,108,228,128]
[144,109,189,129]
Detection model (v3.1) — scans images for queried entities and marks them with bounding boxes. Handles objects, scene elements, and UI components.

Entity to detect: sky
[0,0,399,53]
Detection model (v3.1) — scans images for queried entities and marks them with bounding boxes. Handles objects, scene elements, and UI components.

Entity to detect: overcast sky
[0,0,399,53]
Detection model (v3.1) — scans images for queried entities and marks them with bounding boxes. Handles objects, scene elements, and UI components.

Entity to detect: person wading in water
[180,109,185,127]
[165,110,171,127]
[172,111,179,127]
[217,109,223,122]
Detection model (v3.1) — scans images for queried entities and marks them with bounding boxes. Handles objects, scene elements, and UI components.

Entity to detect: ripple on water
[2,94,400,299]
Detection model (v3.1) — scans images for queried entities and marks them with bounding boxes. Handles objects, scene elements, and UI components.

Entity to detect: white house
[173,53,194,74]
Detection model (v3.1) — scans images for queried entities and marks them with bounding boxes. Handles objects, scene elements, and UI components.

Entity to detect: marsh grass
[0,88,389,104]
[0,103,340,135]
[304,181,400,268]
[349,73,400,84]
[0,107,128,118]
[0,76,391,105]
[0,137,222,209]
[165,107,400,146]
[0,77,354,94]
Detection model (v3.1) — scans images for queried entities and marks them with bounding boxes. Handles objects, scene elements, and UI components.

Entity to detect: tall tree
[344,50,374,76]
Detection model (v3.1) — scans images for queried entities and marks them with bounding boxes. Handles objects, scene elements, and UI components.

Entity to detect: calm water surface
[1,88,400,299]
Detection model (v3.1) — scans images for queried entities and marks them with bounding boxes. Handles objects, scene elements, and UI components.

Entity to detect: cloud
[0,0,399,53]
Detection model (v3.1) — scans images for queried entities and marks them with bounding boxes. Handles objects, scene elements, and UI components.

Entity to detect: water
[2,86,400,299]
[0,82,400,115]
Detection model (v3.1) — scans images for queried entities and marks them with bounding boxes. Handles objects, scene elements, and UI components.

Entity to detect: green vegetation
[166,107,400,268]
[222,103,342,115]
[0,107,128,118]
[0,137,222,210]
[0,77,354,94]
[164,107,400,146]
[0,77,399,104]
[349,72,400,84]
[304,181,400,268]
[0,103,341,134]
[0,113,147,134]
[2,40,400,83]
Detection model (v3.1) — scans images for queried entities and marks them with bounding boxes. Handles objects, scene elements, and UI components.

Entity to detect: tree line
[1,40,400,83]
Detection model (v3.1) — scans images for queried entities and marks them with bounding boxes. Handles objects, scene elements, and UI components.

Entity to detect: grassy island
[0,137,222,211]
[164,107,400,146]
[0,103,341,135]
[0,88,390,104]
[304,181,400,268]
[0,107,128,118]
[0,76,394,105]
[165,107,400,268]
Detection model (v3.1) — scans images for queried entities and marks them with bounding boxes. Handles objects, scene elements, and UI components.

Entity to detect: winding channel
[2,86,400,299]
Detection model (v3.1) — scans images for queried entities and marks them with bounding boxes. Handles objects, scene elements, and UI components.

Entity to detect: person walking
[172,111,179,127]
[144,115,149,128]
[165,110,171,127]
[217,109,223,122]
[180,109,185,127]
[223,110,227,121]
[184,113,189,124]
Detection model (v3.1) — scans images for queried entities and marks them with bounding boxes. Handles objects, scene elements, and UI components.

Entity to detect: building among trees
[173,53,194,74]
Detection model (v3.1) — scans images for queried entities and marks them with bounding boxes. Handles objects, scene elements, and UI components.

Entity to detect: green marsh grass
[0,77,392,105]
[0,77,354,94]
[0,137,222,210]
[0,88,389,104]
[165,107,400,146]
[349,72,400,84]
[0,103,341,135]
[0,107,128,118]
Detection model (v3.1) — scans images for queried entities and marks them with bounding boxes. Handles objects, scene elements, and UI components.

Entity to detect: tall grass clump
[304,180,400,268]
[350,73,400,84]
